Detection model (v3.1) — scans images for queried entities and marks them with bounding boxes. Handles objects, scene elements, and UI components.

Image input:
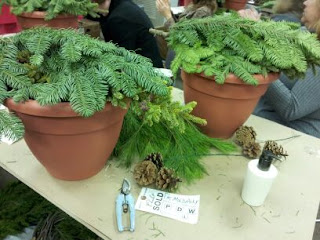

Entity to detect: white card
[135,188,200,224]
[171,6,185,15]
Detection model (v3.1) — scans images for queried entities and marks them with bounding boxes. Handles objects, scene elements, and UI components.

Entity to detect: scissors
[116,178,135,232]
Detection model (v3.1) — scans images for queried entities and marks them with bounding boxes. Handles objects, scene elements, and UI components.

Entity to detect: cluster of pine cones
[235,126,261,158]
[235,125,288,159]
[133,153,181,191]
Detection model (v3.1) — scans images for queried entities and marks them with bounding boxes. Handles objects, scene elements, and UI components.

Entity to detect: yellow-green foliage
[168,14,320,85]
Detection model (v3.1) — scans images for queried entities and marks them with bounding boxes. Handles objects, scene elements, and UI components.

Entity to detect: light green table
[0,88,319,240]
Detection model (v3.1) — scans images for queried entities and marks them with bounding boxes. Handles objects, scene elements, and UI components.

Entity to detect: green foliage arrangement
[168,14,320,85]
[0,0,100,20]
[0,182,99,239]
[0,27,170,141]
[0,27,235,182]
[254,0,275,8]
[114,88,236,182]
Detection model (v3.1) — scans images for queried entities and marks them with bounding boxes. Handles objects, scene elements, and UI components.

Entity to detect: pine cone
[133,161,158,186]
[156,167,181,191]
[144,152,163,170]
[263,140,288,157]
[235,126,257,146]
[242,142,261,159]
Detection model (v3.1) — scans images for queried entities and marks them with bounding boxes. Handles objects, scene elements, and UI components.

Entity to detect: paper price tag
[135,188,200,224]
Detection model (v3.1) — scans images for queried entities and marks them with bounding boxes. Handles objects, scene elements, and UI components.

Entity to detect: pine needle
[114,106,236,183]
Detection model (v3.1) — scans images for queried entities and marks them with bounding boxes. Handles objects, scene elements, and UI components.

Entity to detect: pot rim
[4,99,128,118]
[192,71,280,85]
[17,11,78,19]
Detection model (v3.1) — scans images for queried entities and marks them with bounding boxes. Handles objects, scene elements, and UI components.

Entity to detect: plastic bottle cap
[258,150,276,171]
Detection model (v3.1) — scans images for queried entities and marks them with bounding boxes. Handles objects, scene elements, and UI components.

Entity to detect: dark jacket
[271,13,302,24]
[88,0,163,67]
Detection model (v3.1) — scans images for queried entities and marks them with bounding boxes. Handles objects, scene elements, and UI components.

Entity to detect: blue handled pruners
[116,178,135,232]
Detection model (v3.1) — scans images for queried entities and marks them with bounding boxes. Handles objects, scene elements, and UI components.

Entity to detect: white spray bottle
[241,150,278,206]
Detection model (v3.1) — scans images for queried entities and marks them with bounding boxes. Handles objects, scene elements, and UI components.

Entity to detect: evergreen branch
[168,14,320,84]
[0,110,25,141]
[69,72,98,117]
[61,39,82,63]
[114,91,236,182]
[0,27,236,185]
[1,0,100,20]
[0,28,169,119]
[33,76,71,106]
[0,70,32,89]
[25,33,52,57]
[0,80,9,103]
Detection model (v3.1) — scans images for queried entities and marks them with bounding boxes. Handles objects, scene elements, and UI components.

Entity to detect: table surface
[1,88,320,240]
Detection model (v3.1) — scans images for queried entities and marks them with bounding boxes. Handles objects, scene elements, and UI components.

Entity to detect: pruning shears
[116,178,135,232]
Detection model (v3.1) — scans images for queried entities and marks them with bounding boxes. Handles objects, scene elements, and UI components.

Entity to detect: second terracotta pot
[16,11,78,29]
[182,71,279,139]
[225,0,248,10]
[5,99,129,180]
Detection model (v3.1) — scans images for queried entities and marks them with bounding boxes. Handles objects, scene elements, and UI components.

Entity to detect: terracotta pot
[182,71,279,139]
[16,11,78,29]
[5,99,129,180]
[184,0,193,6]
[225,0,248,10]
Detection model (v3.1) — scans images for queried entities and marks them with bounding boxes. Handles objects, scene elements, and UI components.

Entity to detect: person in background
[156,0,218,31]
[87,0,163,68]
[252,0,320,138]
[156,0,217,88]
[272,0,304,23]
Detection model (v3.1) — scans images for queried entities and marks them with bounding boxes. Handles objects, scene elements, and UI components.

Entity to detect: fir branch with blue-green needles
[0,0,101,20]
[0,27,170,141]
[168,14,320,85]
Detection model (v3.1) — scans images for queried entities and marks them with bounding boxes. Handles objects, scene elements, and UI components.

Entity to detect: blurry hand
[156,0,172,20]
[238,8,261,21]
[98,0,111,16]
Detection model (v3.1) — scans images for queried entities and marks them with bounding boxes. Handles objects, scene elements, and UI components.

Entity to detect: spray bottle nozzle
[258,150,278,171]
